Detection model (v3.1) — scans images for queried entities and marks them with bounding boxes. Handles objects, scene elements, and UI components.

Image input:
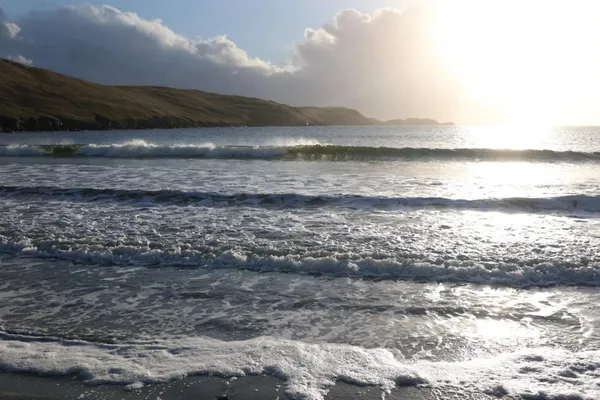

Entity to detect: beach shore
[0,372,499,400]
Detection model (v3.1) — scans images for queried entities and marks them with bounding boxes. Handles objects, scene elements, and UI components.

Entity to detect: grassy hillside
[0,59,374,132]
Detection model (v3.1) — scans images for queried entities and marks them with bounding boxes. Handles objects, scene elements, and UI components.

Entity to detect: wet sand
[0,372,501,400]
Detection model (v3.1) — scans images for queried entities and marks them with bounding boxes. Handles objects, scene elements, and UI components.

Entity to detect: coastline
[0,373,498,400]
[0,120,453,134]
[0,117,346,134]
[0,59,452,134]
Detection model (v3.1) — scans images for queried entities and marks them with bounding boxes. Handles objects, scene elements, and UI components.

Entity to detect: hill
[0,59,374,132]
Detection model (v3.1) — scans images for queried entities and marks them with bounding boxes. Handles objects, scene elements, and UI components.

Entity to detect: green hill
[0,59,374,132]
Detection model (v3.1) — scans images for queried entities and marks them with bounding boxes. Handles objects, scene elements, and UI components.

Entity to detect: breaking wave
[1,141,600,162]
[1,240,600,288]
[0,185,597,213]
[0,328,598,400]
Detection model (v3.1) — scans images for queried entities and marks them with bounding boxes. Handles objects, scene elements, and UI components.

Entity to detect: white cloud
[5,54,33,66]
[285,3,462,121]
[2,22,20,39]
[0,7,21,39]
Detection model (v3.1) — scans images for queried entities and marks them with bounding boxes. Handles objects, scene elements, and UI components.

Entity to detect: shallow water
[1,125,599,399]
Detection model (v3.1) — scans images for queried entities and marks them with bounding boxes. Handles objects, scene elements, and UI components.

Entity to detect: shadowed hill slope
[0,59,374,132]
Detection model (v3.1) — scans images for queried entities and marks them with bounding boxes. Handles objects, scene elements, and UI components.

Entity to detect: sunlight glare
[431,0,600,125]
[465,125,555,150]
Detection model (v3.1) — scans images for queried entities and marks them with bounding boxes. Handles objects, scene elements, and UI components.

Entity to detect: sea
[0,125,599,399]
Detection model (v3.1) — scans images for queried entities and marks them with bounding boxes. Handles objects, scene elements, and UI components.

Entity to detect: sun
[430,0,600,126]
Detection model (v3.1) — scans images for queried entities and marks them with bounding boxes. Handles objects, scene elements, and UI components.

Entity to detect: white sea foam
[2,141,600,162]
[0,331,597,400]
[1,185,599,213]
[78,140,288,159]
[266,137,322,147]
[0,145,45,157]
[1,242,599,287]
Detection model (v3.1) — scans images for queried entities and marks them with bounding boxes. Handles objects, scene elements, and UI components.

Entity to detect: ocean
[0,125,599,399]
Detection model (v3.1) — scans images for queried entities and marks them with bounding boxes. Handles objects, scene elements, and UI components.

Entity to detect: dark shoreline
[0,372,498,400]
[0,119,453,134]
[0,116,292,134]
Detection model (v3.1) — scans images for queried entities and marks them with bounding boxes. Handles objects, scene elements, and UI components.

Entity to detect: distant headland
[0,59,452,132]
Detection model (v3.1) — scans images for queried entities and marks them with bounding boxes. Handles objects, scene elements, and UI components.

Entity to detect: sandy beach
[0,373,500,400]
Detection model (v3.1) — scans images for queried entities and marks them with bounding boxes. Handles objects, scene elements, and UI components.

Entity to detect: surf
[2,142,600,162]
[0,185,597,213]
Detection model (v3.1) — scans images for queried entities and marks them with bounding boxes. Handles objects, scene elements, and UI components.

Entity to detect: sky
[1,0,405,63]
[2,0,600,125]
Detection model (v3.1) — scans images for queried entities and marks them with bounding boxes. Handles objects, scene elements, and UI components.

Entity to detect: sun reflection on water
[463,162,556,199]
[464,125,556,150]
[449,287,547,353]
[474,318,540,342]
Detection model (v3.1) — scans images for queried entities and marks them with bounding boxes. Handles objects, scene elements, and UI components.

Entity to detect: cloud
[0,7,21,39]
[0,6,24,64]
[1,20,20,39]
[285,4,461,121]
[5,54,33,66]
[0,6,21,39]
[3,4,281,97]
[1,2,599,124]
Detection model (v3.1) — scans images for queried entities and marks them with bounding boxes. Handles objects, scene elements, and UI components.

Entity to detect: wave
[0,329,597,400]
[1,141,600,162]
[0,185,597,213]
[1,242,599,288]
